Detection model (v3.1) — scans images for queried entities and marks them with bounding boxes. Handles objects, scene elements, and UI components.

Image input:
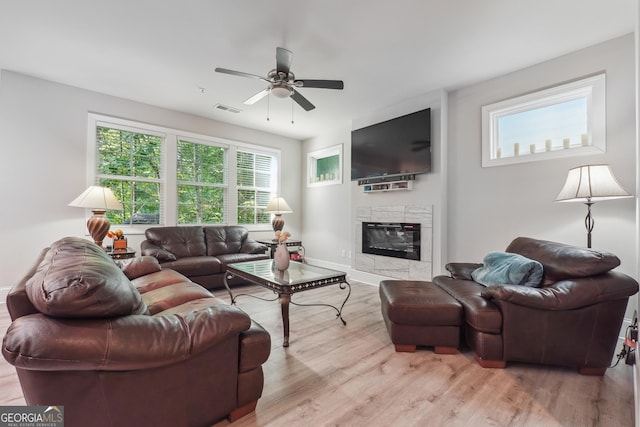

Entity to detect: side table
[106,247,136,260]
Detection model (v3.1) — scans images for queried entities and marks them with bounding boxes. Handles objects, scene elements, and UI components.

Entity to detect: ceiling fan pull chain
[267,93,270,122]
[291,99,294,124]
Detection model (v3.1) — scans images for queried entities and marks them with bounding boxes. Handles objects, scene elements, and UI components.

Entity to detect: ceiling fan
[215,47,344,111]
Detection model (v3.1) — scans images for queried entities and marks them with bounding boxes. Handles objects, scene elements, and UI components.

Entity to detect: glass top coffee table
[224,259,351,347]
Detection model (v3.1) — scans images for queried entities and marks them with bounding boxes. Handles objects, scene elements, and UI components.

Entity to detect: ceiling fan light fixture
[272,86,291,98]
[271,85,292,99]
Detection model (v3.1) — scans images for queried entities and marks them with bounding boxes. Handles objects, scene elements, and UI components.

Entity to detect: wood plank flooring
[0,281,633,426]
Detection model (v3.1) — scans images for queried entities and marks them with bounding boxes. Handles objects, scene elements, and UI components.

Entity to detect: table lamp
[555,164,631,248]
[264,197,292,232]
[69,185,123,247]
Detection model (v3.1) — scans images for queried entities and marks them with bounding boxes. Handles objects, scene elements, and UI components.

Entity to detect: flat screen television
[351,108,431,181]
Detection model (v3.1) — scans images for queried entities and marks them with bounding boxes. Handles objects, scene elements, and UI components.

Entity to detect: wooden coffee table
[224,259,350,347]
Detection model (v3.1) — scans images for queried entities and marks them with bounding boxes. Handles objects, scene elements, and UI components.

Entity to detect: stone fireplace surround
[355,205,433,280]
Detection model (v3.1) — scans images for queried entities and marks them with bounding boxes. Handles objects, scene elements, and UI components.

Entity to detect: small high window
[307,144,343,187]
[482,74,606,167]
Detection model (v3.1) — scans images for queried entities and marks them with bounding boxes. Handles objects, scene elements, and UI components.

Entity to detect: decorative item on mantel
[108,229,127,249]
[274,230,291,271]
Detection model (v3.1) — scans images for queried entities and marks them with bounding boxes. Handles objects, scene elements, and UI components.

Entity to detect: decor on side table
[108,229,127,249]
[68,185,123,247]
[555,164,631,248]
[264,197,292,232]
[274,230,291,271]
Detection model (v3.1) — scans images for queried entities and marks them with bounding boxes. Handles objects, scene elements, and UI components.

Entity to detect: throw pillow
[116,256,162,280]
[471,251,544,287]
[144,247,177,261]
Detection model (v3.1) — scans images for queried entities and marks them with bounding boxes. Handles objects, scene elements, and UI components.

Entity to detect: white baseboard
[303,257,394,286]
[0,286,11,304]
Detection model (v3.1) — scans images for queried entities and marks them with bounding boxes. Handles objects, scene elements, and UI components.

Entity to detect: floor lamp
[555,164,631,248]
[69,185,123,247]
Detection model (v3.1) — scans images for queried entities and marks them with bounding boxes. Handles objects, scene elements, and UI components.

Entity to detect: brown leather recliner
[3,237,271,427]
[432,237,639,375]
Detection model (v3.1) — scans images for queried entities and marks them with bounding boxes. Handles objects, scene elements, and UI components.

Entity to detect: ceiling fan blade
[276,47,293,75]
[215,68,270,83]
[243,88,271,105]
[294,79,344,90]
[291,89,315,111]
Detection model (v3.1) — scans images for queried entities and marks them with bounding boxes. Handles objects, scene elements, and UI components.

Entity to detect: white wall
[1,34,636,296]
[0,70,301,287]
[447,34,637,279]
[301,125,352,270]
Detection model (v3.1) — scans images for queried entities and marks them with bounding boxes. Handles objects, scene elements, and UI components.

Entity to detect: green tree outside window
[177,140,226,224]
[96,126,162,225]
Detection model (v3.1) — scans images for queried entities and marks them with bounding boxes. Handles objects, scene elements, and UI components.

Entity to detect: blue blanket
[471,251,543,287]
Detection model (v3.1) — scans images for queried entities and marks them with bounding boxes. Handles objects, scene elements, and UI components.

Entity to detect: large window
[481,73,606,167]
[96,126,163,225]
[237,150,274,226]
[177,140,227,224]
[90,114,279,231]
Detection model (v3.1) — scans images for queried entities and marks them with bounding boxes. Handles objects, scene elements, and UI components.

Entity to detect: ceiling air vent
[214,104,241,114]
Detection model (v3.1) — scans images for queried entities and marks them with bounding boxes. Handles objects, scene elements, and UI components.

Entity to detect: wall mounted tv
[351,108,431,181]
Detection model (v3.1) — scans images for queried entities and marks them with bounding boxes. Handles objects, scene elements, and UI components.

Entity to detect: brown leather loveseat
[3,237,271,427]
[141,225,269,290]
[432,237,639,374]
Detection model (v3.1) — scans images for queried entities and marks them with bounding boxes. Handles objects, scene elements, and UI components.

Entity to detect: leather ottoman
[380,280,462,354]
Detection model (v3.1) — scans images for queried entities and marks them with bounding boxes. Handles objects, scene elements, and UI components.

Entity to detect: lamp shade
[264,197,293,214]
[69,186,123,211]
[69,186,123,247]
[555,164,631,203]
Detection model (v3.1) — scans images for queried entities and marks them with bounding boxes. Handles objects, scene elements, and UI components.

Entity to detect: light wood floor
[0,282,634,426]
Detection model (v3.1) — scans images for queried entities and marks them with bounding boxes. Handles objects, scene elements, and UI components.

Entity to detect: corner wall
[447,34,636,281]
[302,90,447,284]
[303,34,636,296]
[0,70,302,287]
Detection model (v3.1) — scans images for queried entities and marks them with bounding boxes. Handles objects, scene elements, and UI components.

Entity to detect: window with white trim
[90,114,279,231]
[482,73,606,167]
[96,125,163,226]
[177,139,228,224]
[237,150,275,226]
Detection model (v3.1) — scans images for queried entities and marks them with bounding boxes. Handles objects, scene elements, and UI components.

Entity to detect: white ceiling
[0,0,635,140]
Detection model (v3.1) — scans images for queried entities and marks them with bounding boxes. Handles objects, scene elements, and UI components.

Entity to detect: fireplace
[362,222,421,260]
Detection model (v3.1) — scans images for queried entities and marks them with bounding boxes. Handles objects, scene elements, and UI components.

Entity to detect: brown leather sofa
[432,237,639,375]
[3,237,271,427]
[141,225,269,290]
